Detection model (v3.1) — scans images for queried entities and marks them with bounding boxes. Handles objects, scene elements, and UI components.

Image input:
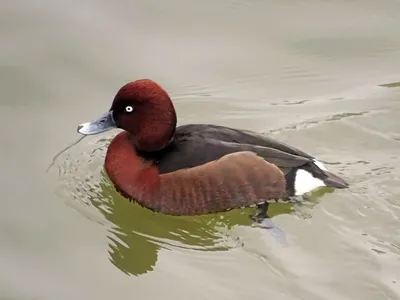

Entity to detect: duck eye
[125,106,134,113]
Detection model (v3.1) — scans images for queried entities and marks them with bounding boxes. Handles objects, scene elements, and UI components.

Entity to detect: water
[1,0,400,299]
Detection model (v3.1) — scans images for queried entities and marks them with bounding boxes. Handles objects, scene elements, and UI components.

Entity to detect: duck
[77,79,349,223]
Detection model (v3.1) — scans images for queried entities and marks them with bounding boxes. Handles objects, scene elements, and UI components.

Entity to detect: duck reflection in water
[89,170,332,276]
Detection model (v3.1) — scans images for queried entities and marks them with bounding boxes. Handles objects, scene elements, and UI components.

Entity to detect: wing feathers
[205,139,311,168]
[153,151,287,215]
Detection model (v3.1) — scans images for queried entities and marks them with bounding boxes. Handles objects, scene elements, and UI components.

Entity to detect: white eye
[125,106,133,113]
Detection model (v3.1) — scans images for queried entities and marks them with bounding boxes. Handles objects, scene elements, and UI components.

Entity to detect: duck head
[77,79,177,152]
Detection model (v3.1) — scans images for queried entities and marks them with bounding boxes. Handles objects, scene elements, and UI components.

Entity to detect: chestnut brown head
[77,79,177,152]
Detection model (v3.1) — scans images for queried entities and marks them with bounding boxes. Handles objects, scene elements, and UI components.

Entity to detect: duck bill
[77,111,116,135]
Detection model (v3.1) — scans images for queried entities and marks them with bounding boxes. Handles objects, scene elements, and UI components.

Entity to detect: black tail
[284,161,350,197]
[302,161,350,189]
[322,170,349,189]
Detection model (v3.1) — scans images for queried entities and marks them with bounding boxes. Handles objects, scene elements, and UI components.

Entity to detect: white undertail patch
[294,159,328,196]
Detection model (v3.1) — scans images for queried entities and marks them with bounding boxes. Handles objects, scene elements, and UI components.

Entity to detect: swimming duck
[77,79,349,223]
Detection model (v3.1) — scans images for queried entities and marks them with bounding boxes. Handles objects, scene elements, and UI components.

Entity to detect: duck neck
[104,131,161,202]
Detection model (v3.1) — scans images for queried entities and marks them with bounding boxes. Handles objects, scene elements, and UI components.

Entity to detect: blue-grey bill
[77,111,116,135]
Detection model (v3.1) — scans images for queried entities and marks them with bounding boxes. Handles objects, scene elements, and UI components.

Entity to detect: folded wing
[147,151,287,215]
